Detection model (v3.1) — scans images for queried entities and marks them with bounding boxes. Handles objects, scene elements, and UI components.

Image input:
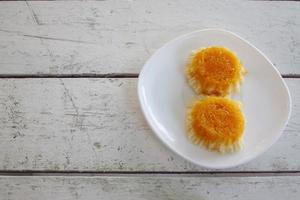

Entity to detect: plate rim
[137,28,292,169]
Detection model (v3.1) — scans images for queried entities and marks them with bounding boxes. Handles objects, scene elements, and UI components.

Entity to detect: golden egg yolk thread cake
[185,46,246,96]
[186,96,245,153]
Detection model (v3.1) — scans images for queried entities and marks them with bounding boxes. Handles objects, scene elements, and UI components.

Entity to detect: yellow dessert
[186,96,245,153]
[186,46,246,96]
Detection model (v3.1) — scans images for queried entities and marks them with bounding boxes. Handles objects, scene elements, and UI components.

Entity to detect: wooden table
[0,0,299,199]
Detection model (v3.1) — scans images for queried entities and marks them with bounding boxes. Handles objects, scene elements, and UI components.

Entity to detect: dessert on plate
[186,46,246,96]
[186,96,245,153]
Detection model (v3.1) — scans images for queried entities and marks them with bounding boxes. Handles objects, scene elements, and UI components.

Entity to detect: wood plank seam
[0,73,139,78]
[0,74,298,78]
[0,171,300,177]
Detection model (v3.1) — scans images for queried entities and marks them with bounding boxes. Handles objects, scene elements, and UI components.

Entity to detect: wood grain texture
[0,0,299,75]
[0,78,299,172]
[0,176,299,200]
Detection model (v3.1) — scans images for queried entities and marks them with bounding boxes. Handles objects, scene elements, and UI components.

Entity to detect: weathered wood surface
[0,78,299,171]
[0,175,299,200]
[0,1,299,75]
[0,0,299,199]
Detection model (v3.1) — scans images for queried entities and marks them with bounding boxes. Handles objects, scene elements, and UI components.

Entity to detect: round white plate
[138,29,291,169]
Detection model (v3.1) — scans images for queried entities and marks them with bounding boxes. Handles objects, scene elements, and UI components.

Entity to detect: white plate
[138,29,291,169]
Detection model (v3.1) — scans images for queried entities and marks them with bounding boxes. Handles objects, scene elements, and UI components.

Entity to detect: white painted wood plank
[0,1,299,74]
[0,78,299,171]
[0,176,299,200]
